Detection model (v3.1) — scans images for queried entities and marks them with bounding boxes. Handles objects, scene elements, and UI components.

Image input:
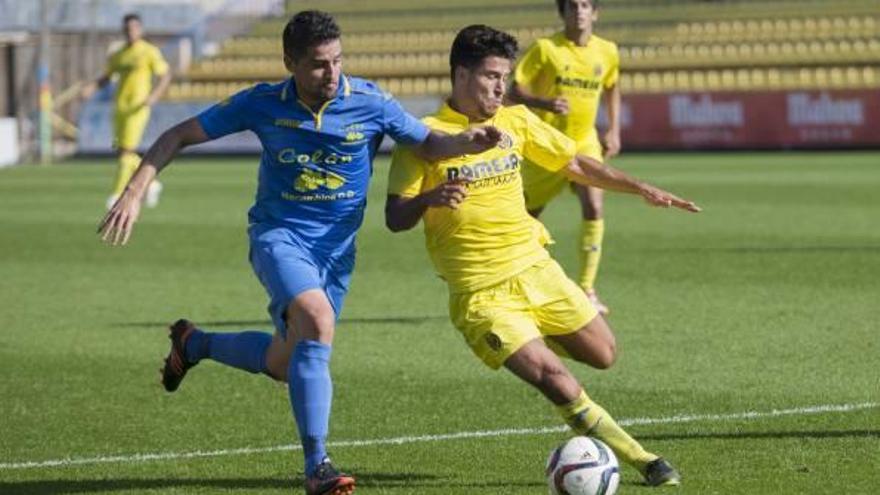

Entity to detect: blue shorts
[249,225,353,336]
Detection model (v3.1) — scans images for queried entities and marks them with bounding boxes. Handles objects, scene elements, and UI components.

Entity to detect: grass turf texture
[1,152,878,494]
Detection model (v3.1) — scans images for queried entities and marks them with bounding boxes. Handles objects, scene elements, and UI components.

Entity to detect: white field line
[2,401,876,470]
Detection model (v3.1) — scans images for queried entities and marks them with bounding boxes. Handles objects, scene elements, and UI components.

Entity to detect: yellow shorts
[448,258,598,369]
[522,133,604,212]
[113,106,150,150]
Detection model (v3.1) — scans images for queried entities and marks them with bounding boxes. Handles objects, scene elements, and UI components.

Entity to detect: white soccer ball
[545,436,620,495]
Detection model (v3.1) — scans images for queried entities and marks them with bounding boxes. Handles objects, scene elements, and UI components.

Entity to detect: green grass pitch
[1,152,878,494]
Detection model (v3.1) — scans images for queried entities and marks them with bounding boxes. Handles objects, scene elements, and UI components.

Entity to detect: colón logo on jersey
[294,167,345,192]
[593,63,604,77]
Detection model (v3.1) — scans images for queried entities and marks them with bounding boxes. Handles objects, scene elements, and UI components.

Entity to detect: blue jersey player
[98,11,501,495]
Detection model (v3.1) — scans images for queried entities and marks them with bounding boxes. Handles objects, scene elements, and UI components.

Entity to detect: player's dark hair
[449,25,518,82]
[282,10,341,61]
[122,13,141,24]
[555,0,599,16]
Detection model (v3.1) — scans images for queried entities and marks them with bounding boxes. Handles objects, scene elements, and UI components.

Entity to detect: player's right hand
[98,191,142,245]
[639,184,701,213]
[422,180,468,209]
[79,82,96,101]
[548,98,569,115]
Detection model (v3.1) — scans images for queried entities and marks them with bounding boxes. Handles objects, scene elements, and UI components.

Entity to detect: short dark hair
[449,25,518,81]
[555,0,599,16]
[122,13,141,24]
[283,10,341,60]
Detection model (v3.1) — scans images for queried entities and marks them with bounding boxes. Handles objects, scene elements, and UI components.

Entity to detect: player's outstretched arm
[563,155,701,213]
[385,180,469,232]
[98,118,211,245]
[508,83,569,115]
[414,128,503,162]
[79,73,112,101]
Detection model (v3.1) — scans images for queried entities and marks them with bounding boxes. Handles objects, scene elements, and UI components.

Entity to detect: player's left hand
[98,191,143,245]
[603,130,621,159]
[460,125,503,154]
[639,184,701,213]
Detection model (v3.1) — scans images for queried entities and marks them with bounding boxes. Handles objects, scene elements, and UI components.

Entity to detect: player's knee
[592,342,617,370]
[285,301,336,342]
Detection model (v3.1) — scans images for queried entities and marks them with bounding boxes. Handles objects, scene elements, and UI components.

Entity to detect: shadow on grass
[119,315,448,329]
[0,471,438,494]
[634,245,880,254]
[638,429,880,441]
[0,473,662,494]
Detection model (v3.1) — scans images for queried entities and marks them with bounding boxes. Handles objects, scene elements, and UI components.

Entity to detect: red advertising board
[616,90,880,149]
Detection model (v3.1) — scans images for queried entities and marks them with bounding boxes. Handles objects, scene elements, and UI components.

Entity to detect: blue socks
[185,330,272,374]
[289,339,333,477]
[184,331,333,477]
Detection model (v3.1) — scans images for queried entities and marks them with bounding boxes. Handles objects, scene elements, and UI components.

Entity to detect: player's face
[460,56,511,120]
[563,0,598,32]
[287,39,343,104]
[123,19,143,43]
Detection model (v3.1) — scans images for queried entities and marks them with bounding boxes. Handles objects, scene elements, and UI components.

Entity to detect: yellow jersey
[388,103,577,293]
[107,39,169,113]
[514,32,619,144]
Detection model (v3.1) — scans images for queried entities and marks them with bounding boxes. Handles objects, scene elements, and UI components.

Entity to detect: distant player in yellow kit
[386,25,698,486]
[81,13,171,210]
[508,0,619,314]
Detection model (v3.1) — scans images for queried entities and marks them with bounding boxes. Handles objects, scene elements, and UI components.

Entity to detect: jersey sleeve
[149,46,170,76]
[520,108,577,172]
[382,94,430,145]
[603,43,620,89]
[196,87,253,139]
[514,40,547,87]
[387,144,426,198]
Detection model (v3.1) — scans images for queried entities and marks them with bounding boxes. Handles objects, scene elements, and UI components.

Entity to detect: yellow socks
[557,390,658,471]
[112,151,141,196]
[578,219,605,291]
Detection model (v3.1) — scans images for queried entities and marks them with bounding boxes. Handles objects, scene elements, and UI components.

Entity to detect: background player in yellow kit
[386,25,699,486]
[508,0,619,314]
[81,13,171,210]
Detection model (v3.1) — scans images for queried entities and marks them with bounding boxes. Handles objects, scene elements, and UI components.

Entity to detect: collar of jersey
[554,31,595,48]
[436,100,491,127]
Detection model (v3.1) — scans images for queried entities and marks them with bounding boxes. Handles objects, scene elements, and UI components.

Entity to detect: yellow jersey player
[386,25,699,487]
[81,13,171,210]
[508,0,619,314]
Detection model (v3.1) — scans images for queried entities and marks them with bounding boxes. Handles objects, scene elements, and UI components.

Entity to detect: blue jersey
[197,75,429,261]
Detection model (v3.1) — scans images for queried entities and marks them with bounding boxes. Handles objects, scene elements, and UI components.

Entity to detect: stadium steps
[217,16,878,57]
[185,38,880,79]
[164,66,880,101]
[164,0,880,100]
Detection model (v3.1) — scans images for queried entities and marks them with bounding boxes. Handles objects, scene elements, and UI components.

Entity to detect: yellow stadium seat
[690,71,706,90]
[706,70,721,89]
[750,69,766,89]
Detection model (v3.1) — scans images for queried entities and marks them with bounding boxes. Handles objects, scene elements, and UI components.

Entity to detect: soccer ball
[545,436,620,495]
